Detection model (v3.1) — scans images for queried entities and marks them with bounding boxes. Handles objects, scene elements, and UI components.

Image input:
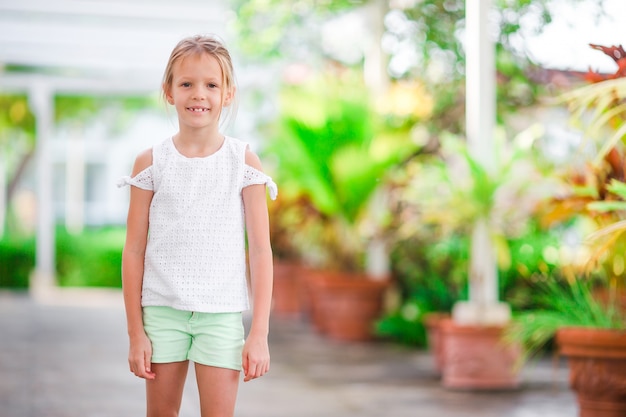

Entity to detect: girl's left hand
[242,334,270,382]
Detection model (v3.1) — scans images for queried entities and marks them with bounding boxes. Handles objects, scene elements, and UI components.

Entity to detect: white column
[363,0,389,95]
[363,0,390,280]
[468,218,498,305]
[465,0,495,169]
[29,82,56,288]
[453,0,510,325]
[365,187,390,280]
[65,124,85,234]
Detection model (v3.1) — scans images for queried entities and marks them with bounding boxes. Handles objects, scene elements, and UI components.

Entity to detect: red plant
[585,44,626,82]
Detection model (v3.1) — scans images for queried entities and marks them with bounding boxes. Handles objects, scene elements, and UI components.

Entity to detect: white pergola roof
[0,0,232,94]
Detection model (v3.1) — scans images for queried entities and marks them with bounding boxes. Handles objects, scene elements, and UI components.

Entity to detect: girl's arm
[241,149,273,382]
[121,148,156,380]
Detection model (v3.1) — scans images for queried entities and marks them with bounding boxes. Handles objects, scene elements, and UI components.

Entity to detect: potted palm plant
[508,43,626,417]
[264,71,424,341]
[398,129,558,388]
[268,193,316,318]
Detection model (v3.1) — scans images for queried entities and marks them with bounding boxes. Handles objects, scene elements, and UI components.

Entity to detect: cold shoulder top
[118,136,277,313]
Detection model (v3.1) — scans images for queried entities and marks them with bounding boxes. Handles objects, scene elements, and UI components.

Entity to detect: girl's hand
[242,334,270,382]
[128,332,156,380]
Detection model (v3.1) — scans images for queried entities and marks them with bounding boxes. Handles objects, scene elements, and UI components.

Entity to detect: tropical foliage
[506,277,624,361]
[508,43,626,358]
[265,71,422,271]
[542,44,626,283]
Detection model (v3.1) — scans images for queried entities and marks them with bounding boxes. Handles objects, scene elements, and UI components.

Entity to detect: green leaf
[607,179,626,199]
[588,201,626,212]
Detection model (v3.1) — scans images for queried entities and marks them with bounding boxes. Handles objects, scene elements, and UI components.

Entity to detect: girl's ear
[223,86,236,107]
[163,84,174,105]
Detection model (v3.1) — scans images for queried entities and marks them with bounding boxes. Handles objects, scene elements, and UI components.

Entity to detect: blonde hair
[162,35,238,128]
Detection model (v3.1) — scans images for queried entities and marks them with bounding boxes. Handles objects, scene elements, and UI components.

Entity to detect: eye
[181,82,191,88]
[208,83,218,89]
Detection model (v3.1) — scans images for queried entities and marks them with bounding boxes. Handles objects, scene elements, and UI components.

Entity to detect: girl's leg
[146,361,189,417]
[194,363,240,417]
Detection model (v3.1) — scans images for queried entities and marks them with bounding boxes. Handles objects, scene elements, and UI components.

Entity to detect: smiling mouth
[187,107,209,113]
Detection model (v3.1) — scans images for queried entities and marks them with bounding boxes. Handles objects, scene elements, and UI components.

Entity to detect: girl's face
[165,53,233,131]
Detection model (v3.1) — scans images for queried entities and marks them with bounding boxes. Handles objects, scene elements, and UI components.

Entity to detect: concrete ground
[0,289,579,417]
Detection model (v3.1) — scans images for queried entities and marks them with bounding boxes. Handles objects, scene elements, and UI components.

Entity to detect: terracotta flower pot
[272,261,305,318]
[440,318,521,389]
[298,268,329,331]
[423,312,451,375]
[557,327,626,417]
[308,271,389,342]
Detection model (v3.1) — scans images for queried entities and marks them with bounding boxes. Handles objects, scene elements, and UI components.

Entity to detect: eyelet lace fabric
[117,136,277,313]
[116,167,154,190]
[243,165,278,200]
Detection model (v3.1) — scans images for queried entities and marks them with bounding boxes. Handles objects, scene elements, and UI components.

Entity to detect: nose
[191,85,206,100]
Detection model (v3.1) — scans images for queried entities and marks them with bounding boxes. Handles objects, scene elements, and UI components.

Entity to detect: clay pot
[300,268,329,331]
[557,327,626,417]
[423,312,451,374]
[272,261,305,318]
[308,271,389,342]
[439,319,521,389]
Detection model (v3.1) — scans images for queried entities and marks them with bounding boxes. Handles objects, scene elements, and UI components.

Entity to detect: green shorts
[142,306,244,371]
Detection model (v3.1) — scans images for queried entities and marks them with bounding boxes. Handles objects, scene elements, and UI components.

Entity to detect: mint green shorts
[142,306,244,371]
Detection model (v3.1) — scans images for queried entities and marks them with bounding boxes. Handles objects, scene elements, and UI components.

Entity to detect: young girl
[118,35,276,417]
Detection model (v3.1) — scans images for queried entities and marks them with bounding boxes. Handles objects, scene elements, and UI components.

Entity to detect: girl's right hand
[128,332,156,380]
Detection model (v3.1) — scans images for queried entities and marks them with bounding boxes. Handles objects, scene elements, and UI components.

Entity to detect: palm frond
[506,278,624,362]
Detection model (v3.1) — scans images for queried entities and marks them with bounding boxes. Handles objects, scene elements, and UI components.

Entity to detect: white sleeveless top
[118,136,277,313]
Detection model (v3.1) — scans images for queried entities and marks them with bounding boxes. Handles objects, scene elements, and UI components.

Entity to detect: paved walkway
[0,289,578,417]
